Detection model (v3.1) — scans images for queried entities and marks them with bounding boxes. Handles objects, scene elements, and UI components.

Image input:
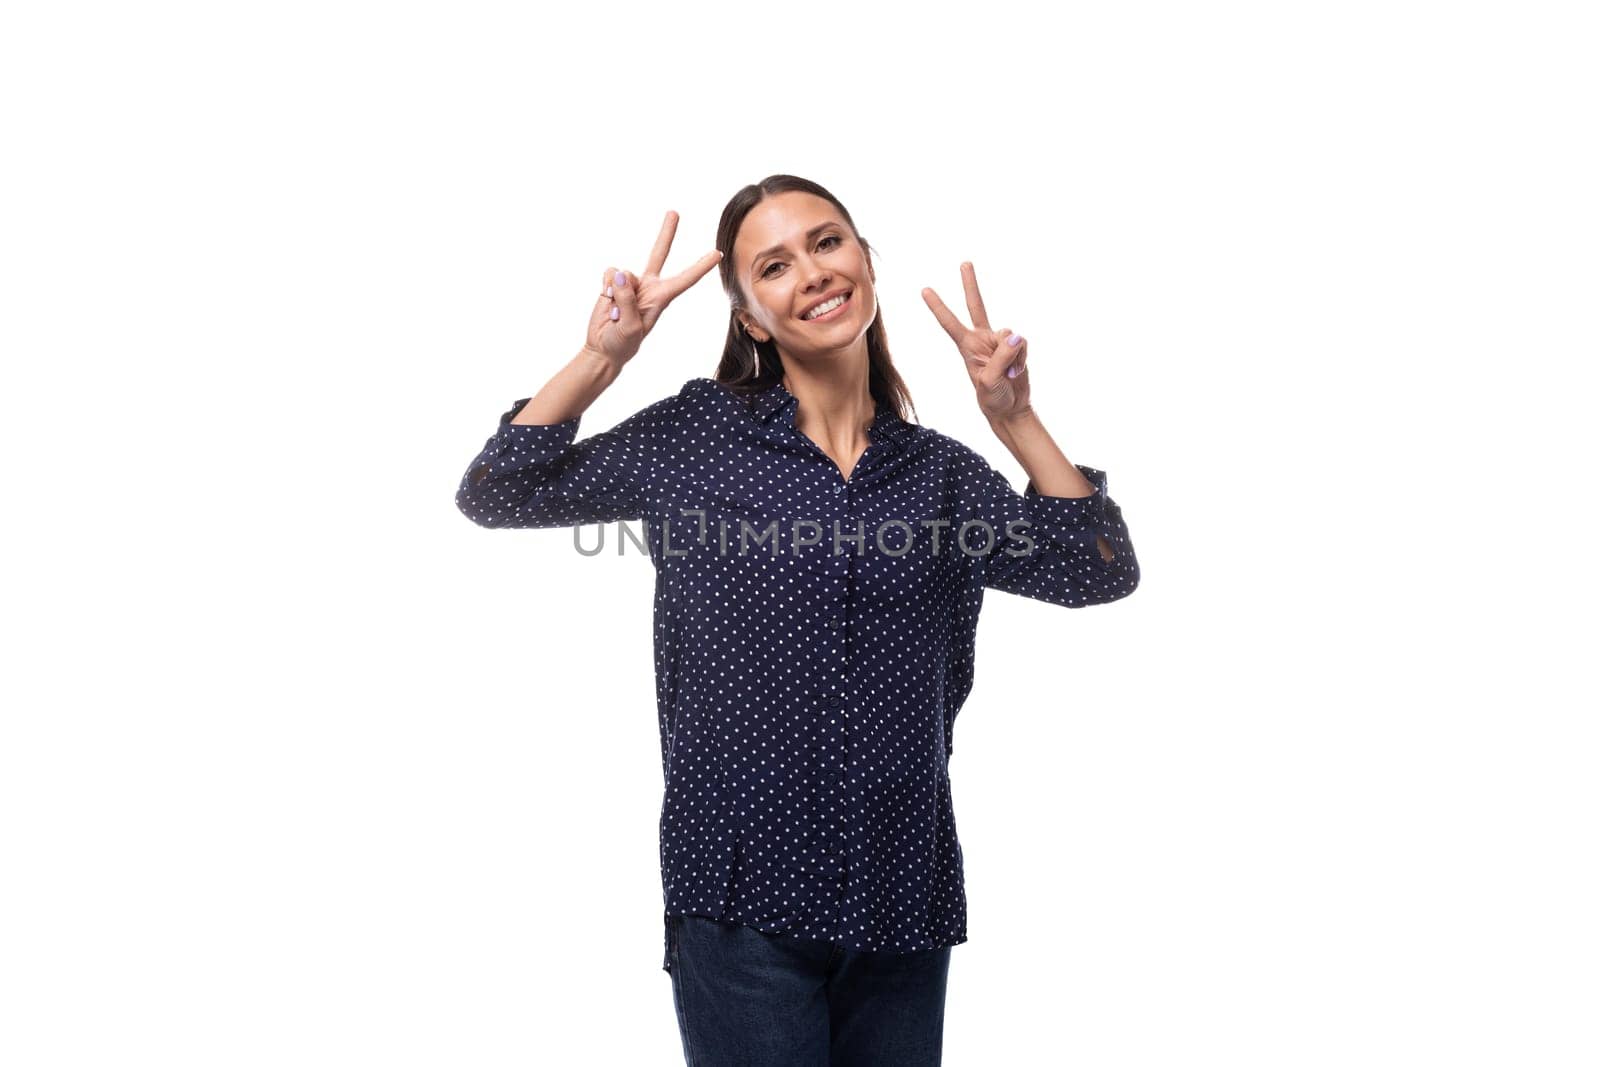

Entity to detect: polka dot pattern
[456,376,1140,973]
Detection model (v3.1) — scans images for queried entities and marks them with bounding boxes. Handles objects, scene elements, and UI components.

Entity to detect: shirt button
[835,483,845,494]
[828,616,843,630]
[824,696,843,709]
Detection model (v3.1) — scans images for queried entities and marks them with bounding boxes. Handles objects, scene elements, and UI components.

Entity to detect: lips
[800,290,853,322]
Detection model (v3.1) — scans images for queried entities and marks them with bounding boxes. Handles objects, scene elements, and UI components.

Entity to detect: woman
[456,174,1140,1066]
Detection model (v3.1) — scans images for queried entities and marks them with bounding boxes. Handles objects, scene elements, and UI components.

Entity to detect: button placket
[807,451,860,900]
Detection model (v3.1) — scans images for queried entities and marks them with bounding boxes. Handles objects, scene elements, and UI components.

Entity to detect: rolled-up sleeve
[978,462,1141,607]
[455,391,680,529]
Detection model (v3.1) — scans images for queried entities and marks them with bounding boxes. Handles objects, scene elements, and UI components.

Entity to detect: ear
[739,314,769,343]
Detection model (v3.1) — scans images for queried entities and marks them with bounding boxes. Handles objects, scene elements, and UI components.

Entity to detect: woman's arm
[511,346,623,426]
[973,415,1140,608]
[919,262,1133,590]
[456,212,720,528]
[986,408,1116,563]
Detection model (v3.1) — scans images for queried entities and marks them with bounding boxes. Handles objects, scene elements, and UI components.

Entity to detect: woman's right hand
[584,210,724,368]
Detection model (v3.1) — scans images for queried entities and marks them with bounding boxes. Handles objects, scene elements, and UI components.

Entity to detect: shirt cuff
[1021,464,1110,534]
[488,397,581,462]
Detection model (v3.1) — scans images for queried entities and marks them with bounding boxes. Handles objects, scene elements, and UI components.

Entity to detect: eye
[760,233,843,277]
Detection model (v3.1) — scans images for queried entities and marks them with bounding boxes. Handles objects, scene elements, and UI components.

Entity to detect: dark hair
[713,174,915,424]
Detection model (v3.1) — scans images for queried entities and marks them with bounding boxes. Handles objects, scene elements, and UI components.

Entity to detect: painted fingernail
[610,306,620,320]
[614,270,627,286]
[1008,364,1019,378]
[1007,333,1022,347]
[605,285,613,298]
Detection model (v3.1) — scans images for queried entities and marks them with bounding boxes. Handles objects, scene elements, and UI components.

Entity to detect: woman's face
[733,190,877,365]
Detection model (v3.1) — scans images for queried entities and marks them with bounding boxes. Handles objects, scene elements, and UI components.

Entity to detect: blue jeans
[666,914,952,1066]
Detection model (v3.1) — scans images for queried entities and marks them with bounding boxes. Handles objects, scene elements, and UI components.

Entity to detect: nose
[799,257,831,293]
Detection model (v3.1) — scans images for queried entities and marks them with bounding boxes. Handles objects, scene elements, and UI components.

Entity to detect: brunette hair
[712,175,915,423]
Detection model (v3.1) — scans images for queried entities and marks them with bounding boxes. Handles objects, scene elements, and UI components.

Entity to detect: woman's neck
[780,362,875,471]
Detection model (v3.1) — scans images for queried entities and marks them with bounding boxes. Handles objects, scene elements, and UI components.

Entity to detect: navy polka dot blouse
[455,375,1140,972]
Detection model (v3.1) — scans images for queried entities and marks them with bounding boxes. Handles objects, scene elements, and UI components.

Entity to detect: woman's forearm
[510,346,624,426]
[986,409,1096,498]
[988,409,1116,563]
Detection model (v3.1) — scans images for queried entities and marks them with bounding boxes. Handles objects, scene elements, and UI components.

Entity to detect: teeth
[803,293,849,320]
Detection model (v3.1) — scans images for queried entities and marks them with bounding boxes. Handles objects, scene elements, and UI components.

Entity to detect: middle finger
[961,262,991,331]
[643,210,679,278]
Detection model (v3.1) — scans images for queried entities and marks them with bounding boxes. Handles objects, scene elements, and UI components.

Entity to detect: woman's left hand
[921,262,1032,423]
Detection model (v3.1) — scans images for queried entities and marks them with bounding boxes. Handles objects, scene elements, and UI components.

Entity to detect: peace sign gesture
[921,262,1032,422]
[586,210,724,368]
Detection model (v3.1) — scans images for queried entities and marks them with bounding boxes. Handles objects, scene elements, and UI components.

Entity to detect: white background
[4,1,1596,1064]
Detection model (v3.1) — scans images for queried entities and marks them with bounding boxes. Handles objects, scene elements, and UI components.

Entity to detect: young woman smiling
[457,174,1140,1066]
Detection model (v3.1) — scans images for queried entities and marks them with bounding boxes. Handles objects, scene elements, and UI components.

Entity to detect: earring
[743,327,762,369]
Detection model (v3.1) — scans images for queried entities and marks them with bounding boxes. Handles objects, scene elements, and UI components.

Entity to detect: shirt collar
[749,379,915,449]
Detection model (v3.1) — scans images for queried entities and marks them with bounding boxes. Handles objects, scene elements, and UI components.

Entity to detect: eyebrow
[751,223,842,275]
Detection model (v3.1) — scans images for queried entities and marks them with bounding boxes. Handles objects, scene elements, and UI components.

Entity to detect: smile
[801,291,853,322]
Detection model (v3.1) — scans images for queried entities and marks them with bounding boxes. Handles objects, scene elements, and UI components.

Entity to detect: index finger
[643,210,679,277]
[920,286,969,344]
[663,250,725,300]
[961,262,991,331]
